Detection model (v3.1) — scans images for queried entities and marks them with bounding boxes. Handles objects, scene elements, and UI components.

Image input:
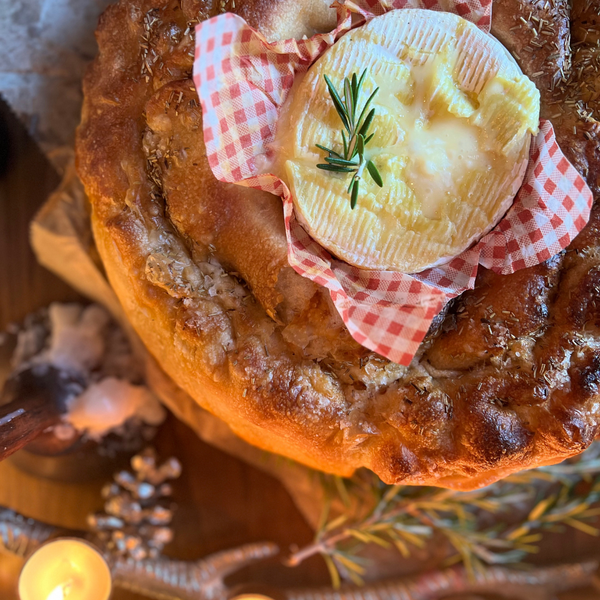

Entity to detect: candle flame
[46,581,72,600]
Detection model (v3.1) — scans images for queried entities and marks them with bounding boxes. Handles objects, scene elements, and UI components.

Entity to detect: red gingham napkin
[193,0,592,366]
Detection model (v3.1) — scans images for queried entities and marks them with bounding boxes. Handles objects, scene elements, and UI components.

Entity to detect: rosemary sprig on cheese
[316,70,383,209]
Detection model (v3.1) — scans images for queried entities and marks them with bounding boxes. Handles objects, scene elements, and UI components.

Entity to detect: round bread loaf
[77,0,600,489]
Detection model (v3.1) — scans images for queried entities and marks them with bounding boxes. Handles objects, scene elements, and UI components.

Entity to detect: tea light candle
[18,538,112,600]
[230,595,277,600]
[228,582,284,600]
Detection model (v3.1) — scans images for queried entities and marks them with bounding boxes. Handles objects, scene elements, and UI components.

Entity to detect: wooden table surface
[0,96,327,599]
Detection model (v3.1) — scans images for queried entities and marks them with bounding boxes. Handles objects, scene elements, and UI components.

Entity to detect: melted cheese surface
[279,10,540,273]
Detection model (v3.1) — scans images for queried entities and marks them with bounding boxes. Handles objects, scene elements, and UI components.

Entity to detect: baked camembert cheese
[281,10,540,273]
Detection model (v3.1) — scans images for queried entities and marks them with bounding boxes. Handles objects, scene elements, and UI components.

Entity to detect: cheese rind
[283,10,540,273]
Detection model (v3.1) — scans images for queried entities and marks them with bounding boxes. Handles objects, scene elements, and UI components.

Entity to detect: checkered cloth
[193,0,592,366]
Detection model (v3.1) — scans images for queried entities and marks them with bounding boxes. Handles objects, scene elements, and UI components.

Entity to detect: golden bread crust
[77,0,600,488]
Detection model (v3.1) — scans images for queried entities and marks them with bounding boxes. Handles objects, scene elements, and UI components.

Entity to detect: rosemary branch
[316,70,383,209]
[287,444,600,587]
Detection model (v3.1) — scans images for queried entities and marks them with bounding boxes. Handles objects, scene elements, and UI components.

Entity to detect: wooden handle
[0,365,81,461]
[0,399,59,461]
